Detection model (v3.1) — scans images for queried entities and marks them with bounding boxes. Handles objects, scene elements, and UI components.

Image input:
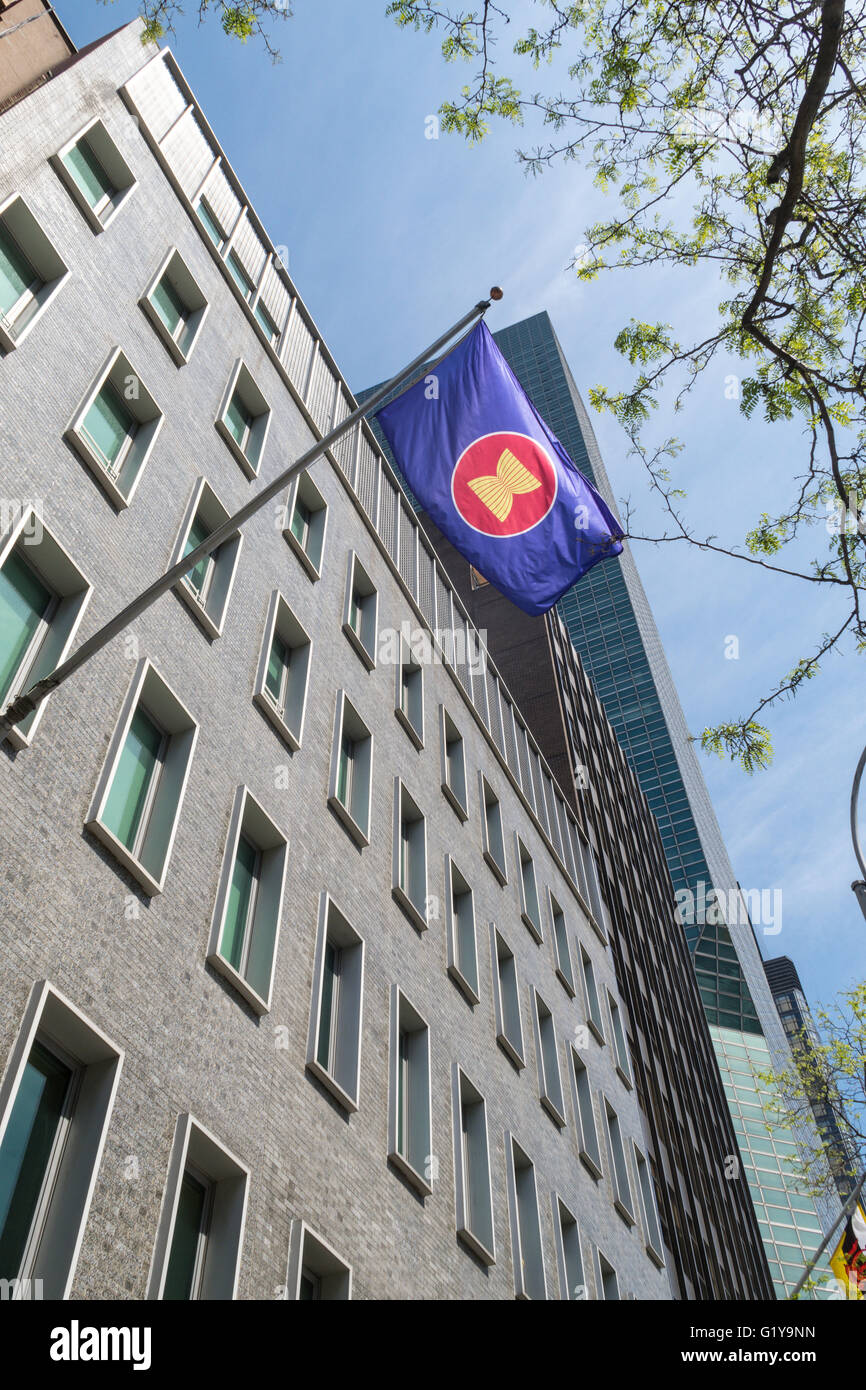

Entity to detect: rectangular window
[342,552,378,669]
[608,992,633,1087]
[227,251,254,301]
[283,470,327,580]
[388,988,432,1195]
[171,480,243,640]
[439,706,468,820]
[553,1195,587,1301]
[0,983,122,1299]
[216,360,271,478]
[140,248,208,365]
[392,780,427,930]
[597,1249,619,1300]
[580,945,605,1041]
[306,894,364,1112]
[445,858,478,1004]
[570,1048,602,1177]
[253,590,312,751]
[328,691,372,847]
[254,299,280,346]
[0,196,67,349]
[53,120,136,232]
[86,659,198,895]
[452,1066,495,1264]
[396,647,424,747]
[506,1135,547,1300]
[491,926,525,1069]
[66,348,163,508]
[0,513,91,749]
[604,1098,635,1224]
[634,1144,665,1265]
[196,197,228,250]
[534,991,566,1126]
[549,891,575,995]
[207,786,288,1014]
[480,775,507,883]
[148,1114,248,1300]
[517,835,542,941]
[286,1222,352,1300]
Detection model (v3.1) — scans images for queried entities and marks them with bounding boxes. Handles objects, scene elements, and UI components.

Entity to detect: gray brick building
[0,20,674,1300]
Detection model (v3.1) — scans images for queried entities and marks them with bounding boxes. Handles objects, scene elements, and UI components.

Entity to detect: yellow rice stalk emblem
[467,447,542,522]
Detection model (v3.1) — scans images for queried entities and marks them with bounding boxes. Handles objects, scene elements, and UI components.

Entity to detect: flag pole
[788,1168,866,1300]
[0,287,504,739]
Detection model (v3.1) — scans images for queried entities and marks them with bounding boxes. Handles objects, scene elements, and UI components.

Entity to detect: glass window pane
[219,834,258,971]
[183,515,212,597]
[0,223,37,318]
[81,383,135,469]
[0,1041,72,1279]
[0,551,52,705]
[224,392,252,447]
[265,634,289,703]
[63,139,113,210]
[151,276,186,337]
[196,200,224,247]
[163,1171,207,1301]
[101,706,163,850]
[290,499,311,548]
[227,254,253,301]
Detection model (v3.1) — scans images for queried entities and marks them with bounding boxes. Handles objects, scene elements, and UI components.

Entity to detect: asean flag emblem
[451,431,558,538]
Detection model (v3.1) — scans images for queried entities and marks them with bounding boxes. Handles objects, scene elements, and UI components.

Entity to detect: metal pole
[851,745,866,921]
[789,1169,866,1300]
[0,288,503,738]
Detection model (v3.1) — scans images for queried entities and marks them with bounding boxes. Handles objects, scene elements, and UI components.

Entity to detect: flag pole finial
[490,286,504,300]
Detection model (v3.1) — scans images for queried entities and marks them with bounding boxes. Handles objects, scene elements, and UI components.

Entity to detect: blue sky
[72,1,866,1009]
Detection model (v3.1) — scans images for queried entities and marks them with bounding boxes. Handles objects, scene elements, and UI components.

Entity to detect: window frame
[215,359,271,480]
[139,246,209,366]
[504,1132,547,1300]
[283,470,328,581]
[603,1096,636,1226]
[327,690,373,848]
[169,478,244,640]
[490,925,525,1070]
[439,705,468,821]
[569,1045,603,1179]
[451,1065,495,1266]
[252,590,312,751]
[516,833,543,942]
[0,194,69,351]
[0,509,91,749]
[65,347,164,509]
[392,778,428,932]
[388,986,432,1197]
[341,551,378,670]
[633,1142,665,1268]
[395,643,424,749]
[479,774,507,885]
[52,118,137,234]
[206,785,288,1015]
[305,892,365,1113]
[85,658,199,896]
[552,1192,587,1301]
[607,990,633,1089]
[284,1221,352,1300]
[548,889,575,996]
[579,944,605,1043]
[532,989,567,1127]
[445,856,479,1005]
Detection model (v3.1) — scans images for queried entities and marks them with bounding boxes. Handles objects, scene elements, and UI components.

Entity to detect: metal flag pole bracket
[0,287,503,739]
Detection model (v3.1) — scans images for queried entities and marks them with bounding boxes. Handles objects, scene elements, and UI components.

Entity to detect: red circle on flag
[451,431,558,538]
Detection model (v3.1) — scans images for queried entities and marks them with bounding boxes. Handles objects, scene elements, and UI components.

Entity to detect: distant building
[0,0,74,112]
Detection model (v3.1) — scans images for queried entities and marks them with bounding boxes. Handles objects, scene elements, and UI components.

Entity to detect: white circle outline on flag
[450,430,559,538]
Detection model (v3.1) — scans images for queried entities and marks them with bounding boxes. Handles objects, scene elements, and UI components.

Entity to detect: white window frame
[146,1113,249,1300]
[392,778,428,932]
[552,1192,588,1301]
[579,944,605,1043]
[533,989,567,1127]
[341,551,378,670]
[395,643,424,748]
[305,892,365,1113]
[596,1247,620,1300]
[0,194,69,351]
[85,658,199,896]
[0,981,123,1299]
[603,1096,636,1226]
[0,509,91,749]
[490,925,525,1069]
[452,1064,495,1266]
[65,346,164,509]
[439,705,468,821]
[633,1142,665,1268]
[479,774,507,885]
[327,690,373,848]
[52,117,137,233]
[569,1045,603,1179]
[139,246,209,366]
[445,856,479,1005]
[607,990,633,1089]
[388,986,432,1197]
[284,1221,352,1300]
[283,469,328,581]
[206,785,288,1015]
[215,359,271,479]
[548,889,575,996]
[516,833,543,942]
[252,590,312,751]
[505,1132,547,1300]
[169,478,243,639]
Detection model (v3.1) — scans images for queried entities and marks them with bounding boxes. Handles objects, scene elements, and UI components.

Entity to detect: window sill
[540,1094,567,1129]
[341,620,376,671]
[215,417,260,480]
[175,579,224,640]
[587,1018,605,1046]
[441,781,469,822]
[614,1198,637,1228]
[207,950,271,1016]
[395,705,423,750]
[457,1225,495,1267]
[578,1148,603,1182]
[139,295,190,367]
[388,1150,433,1198]
[85,818,164,896]
[253,689,302,752]
[64,427,135,511]
[327,793,369,848]
[447,963,480,1007]
[555,967,576,998]
[521,910,543,945]
[645,1241,666,1270]
[615,1063,633,1091]
[51,158,136,234]
[496,1032,525,1071]
[283,524,322,582]
[482,848,507,886]
[587,910,608,946]
[0,280,68,354]
[392,884,427,933]
[305,1058,358,1114]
